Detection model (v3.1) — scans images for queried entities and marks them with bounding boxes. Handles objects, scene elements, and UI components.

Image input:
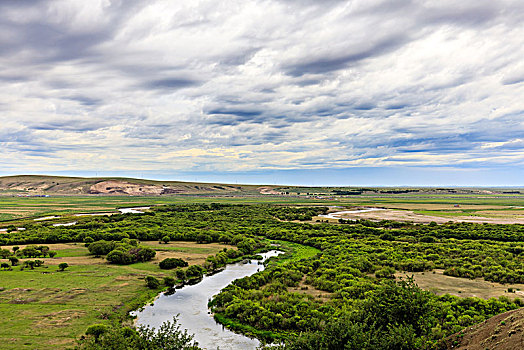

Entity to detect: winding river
[133,250,282,350]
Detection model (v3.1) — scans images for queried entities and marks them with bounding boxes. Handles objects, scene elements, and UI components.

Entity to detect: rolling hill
[0,175,266,196]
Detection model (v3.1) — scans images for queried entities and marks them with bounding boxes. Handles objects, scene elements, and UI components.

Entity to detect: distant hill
[0,175,266,196]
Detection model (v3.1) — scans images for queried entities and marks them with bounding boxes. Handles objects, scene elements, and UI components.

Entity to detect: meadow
[0,194,523,349]
[0,240,233,349]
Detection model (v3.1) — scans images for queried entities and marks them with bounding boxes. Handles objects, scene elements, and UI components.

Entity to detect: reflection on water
[133,250,281,350]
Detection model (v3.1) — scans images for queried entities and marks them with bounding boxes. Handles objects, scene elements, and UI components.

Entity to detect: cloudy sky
[1,0,523,186]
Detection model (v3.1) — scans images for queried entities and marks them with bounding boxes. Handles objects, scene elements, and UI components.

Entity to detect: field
[0,241,233,349]
[2,189,524,226]
[1,190,524,349]
[396,270,524,299]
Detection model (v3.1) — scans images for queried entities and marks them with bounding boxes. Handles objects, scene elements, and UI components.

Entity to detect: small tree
[58,262,69,271]
[48,251,57,258]
[12,246,19,254]
[1,262,9,270]
[39,246,50,257]
[0,249,11,259]
[9,256,19,266]
[85,324,108,342]
[162,236,171,244]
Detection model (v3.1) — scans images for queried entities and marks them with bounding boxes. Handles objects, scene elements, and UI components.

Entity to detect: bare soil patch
[396,270,524,299]
[288,277,332,301]
[444,308,524,350]
[320,208,524,224]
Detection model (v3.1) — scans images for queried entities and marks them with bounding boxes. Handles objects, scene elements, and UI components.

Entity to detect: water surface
[133,250,281,350]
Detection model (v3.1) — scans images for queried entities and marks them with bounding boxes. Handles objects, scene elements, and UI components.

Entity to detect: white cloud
[0,0,523,175]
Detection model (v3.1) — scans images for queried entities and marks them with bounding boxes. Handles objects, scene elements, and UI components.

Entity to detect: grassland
[0,241,233,350]
[396,270,524,300]
[2,188,524,226]
[1,186,524,348]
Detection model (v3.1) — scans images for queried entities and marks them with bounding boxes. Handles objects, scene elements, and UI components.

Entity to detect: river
[132,250,281,350]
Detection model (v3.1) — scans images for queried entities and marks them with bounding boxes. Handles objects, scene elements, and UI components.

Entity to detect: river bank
[133,250,282,350]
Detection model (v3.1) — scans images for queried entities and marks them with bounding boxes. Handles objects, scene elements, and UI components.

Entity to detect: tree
[134,247,156,262]
[77,316,199,349]
[162,236,171,244]
[58,262,69,271]
[38,246,50,257]
[1,262,9,270]
[106,250,133,265]
[9,256,19,266]
[0,249,11,259]
[85,324,108,342]
[49,251,57,258]
[88,241,115,256]
[20,246,39,258]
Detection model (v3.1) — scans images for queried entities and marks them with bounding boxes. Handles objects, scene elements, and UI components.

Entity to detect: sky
[1,0,523,186]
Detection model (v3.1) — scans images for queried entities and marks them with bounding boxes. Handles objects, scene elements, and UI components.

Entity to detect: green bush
[145,276,160,289]
[159,258,188,270]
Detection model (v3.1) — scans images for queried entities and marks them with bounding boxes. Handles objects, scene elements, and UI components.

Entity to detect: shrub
[106,247,156,265]
[159,258,188,270]
[375,267,396,279]
[145,276,160,289]
[164,276,176,287]
[58,262,69,271]
[186,265,204,279]
[134,247,156,262]
[77,317,197,349]
[88,241,115,256]
[175,268,186,280]
[106,250,134,265]
[85,324,108,342]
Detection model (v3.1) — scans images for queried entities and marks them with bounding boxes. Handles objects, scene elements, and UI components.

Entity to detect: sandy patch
[318,208,524,224]
[396,270,524,299]
[287,277,332,301]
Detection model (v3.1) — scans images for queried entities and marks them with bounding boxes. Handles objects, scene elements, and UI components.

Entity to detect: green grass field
[0,242,232,350]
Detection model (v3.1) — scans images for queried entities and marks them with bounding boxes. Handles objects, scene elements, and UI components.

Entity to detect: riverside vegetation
[0,203,523,349]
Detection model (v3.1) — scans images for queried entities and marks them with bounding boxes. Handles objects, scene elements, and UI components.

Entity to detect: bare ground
[444,308,524,350]
[396,270,524,300]
[287,277,332,301]
[318,207,524,224]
